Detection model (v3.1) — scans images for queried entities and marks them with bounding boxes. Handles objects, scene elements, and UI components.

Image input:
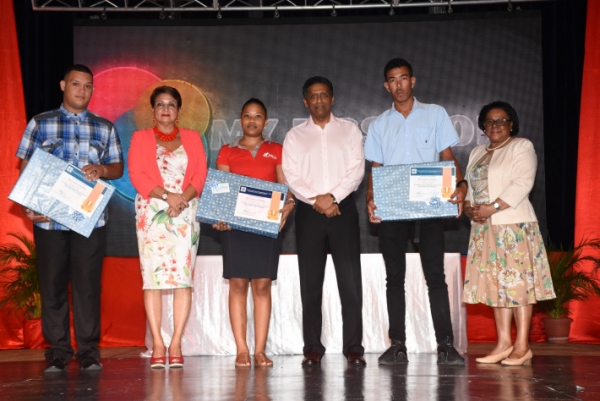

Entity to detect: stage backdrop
[74,12,546,257]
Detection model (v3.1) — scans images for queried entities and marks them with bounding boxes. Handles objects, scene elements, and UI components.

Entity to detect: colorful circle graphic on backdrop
[88,68,211,201]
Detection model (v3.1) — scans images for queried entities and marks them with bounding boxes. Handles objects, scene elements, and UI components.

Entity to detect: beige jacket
[465,137,539,225]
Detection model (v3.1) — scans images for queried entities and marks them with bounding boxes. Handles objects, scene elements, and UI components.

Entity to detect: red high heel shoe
[169,355,184,368]
[150,348,167,369]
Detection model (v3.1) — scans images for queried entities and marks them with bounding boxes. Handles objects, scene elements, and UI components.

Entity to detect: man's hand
[367,198,382,224]
[22,206,51,223]
[324,204,341,218]
[448,184,467,217]
[309,193,335,214]
[80,164,106,182]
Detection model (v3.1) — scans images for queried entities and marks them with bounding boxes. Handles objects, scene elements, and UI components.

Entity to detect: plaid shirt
[16,104,124,231]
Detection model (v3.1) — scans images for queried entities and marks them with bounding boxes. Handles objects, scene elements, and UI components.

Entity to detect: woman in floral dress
[463,101,555,366]
[128,86,207,369]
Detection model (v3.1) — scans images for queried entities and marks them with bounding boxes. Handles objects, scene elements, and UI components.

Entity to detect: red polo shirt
[216,141,282,183]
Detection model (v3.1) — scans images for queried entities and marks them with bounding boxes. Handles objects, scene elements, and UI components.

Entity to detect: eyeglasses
[483,119,511,128]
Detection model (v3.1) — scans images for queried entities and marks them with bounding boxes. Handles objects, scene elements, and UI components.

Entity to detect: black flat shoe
[80,357,103,371]
[378,340,409,365]
[44,358,67,373]
[437,337,465,366]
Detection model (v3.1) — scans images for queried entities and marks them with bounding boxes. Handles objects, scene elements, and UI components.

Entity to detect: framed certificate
[372,161,458,221]
[9,148,115,237]
[196,169,288,238]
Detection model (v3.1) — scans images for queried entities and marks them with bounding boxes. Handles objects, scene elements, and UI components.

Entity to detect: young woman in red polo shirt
[213,98,294,367]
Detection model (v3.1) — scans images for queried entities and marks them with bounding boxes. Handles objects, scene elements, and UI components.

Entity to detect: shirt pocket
[89,139,107,164]
[415,127,435,149]
[41,138,64,159]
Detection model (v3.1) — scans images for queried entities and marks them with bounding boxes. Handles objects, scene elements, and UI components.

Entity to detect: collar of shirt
[305,113,339,130]
[59,104,89,119]
[229,136,273,158]
[389,97,423,118]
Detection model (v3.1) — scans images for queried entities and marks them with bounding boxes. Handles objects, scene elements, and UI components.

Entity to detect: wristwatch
[329,193,338,204]
[493,202,501,211]
[161,191,169,200]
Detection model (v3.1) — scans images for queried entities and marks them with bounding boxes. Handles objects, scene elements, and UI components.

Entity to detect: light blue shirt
[364,98,459,165]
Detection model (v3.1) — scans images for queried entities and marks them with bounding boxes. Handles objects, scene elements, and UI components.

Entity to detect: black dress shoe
[347,352,366,366]
[301,352,321,366]
[80,356,103,371]
[437,337,465,366]
[378,339,409,365]
[44,358,67,373]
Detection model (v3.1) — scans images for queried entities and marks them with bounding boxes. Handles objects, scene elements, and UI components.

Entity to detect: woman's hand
[469,204,495,224]
[166,192,188,213]
[212,221,232,231]
[279,202,295,230]
[464,204,477,221]
[166,206,182,218]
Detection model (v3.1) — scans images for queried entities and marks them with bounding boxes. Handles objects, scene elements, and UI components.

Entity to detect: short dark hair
[477,101,520,136]
[384,58,413,80]
[302,76,334,99]
[150,86,183,110]
[64,64,93,80]
[242,98,268,118]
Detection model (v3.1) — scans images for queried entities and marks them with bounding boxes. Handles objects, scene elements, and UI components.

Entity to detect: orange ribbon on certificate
[441,167,453,199]
[267,191,282,220]
[81,181,105,213]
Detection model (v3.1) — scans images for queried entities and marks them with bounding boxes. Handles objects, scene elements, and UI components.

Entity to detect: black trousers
[34,225,106,363]
[379,218,454,344]
[295,197,364,357]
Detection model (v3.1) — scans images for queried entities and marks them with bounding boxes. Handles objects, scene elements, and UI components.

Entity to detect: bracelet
[286,198,296,205]
[456,179,468,188]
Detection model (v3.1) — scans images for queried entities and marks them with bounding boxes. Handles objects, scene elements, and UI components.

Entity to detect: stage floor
[0,344,599,400]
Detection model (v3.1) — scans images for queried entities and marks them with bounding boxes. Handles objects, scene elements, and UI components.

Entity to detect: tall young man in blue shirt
[364,58,466,365]
[16,65,124,372]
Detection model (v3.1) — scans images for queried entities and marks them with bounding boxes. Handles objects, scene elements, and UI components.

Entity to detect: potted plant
[539,238,600,343]
[0,232,46,348]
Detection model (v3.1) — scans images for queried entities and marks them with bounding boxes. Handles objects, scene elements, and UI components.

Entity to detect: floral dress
[135,145,200,289]
[462,153,555,307]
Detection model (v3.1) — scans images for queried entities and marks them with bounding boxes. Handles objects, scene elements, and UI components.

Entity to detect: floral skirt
[135,195,200,290]
[462,221,555,307]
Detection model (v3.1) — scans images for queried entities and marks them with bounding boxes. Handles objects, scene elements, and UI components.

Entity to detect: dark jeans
[379,218,453,344]
[34,225,106,363]
[295,197,364,357]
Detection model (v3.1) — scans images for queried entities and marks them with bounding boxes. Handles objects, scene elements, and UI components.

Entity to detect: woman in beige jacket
[462,101,555,366]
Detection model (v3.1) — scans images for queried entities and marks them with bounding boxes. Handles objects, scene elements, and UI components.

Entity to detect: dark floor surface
[0,343,599,400]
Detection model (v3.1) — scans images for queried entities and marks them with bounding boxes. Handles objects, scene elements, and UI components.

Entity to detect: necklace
[486,136,512,151]
[153,125,179,141]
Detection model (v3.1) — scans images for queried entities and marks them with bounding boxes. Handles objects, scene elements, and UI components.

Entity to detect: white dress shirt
[282,114,365,204]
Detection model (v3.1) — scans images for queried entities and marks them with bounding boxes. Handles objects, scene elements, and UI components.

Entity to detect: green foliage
[0,233,40,319]
[539,238,600,318]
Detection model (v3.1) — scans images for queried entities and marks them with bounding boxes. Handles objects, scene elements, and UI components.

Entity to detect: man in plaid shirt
[16,64,124,373]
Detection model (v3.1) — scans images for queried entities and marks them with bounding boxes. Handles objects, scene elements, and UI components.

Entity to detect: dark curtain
[541,1,587,248]
[13,1,74,120]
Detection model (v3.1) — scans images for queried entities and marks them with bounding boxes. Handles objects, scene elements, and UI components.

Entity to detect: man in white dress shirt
[282,76,366,366]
